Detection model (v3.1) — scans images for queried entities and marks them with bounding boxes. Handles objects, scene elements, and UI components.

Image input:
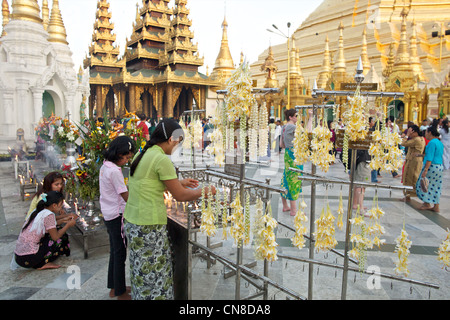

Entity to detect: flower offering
[342,87,368,141]
[228,192,245,246]
[313,203,337,252]
[437,229,450,269]
[292,200,308,249]
[224,62,256,122]
[394,228,412,277]
[293,115,310,166]
[310,124,335,172]
[254,201,278,262]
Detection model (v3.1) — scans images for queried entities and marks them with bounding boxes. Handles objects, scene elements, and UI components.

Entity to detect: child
[26,172,72,224]
[14,191,76,270]
[100,135,136,300]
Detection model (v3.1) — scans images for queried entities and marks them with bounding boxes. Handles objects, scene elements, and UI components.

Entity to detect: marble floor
[1,151,449,300]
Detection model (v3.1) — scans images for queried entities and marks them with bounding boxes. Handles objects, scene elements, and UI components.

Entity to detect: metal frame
[285,57,439,300]
[177,70,440,300]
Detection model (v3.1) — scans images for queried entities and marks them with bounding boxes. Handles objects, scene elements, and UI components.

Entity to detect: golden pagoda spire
[2,0,10,37]
[382,42,396,79]
[409,19,427,82]
[361,27,371,75]
[41,0,49,31]
[211,15,234,81]
[296,48,305,86]
[392,8,412,72]
[84,0,122,69]
[10,0,42,24]
[317,35,331,89]
[334,21,347,74]
[261,45,278,88]
[289,36,298,76]
[159,0,203,69]
[47,0,68,45]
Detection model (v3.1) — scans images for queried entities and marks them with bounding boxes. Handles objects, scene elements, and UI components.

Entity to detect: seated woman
[15,191,76,270]
[26,172,73,225]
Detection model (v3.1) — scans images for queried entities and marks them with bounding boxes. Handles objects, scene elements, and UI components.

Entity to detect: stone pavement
[0,151,449,300]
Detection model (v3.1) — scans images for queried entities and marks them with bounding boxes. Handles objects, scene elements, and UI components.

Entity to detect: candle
[74,202,79,216]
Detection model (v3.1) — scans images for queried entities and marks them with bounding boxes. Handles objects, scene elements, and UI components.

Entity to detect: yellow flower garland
[225,62,256,122]
[313,203,338,252]
[254,202,278,262]
[394,228,412,277]
[293,116,310,166]
[228,192,245,246]
[310,124,335,172]
[369,116,403,173]
[342,87,368,142]
[292,200,309,249]
[437,229,450,269]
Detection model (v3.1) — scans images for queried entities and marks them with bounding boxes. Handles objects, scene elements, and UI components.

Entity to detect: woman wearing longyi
[124,118,215,300]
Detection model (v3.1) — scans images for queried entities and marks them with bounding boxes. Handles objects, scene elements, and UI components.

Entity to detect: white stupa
[0,0,89,152]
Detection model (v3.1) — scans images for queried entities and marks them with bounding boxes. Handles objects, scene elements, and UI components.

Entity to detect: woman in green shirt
[124,118,215,300]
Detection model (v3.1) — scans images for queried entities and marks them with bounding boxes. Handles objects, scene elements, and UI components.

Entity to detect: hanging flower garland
[437,229,450,269]
[292,199,309,249]
[225,62,256,122]
[348,206,372,272]
[313,203,338,252]
[228,191,245,247]
[253,197,265,252]
[369,108,403,173]
[244,191,251,245]
[258,102,269,157]
[179,118,193,154]
[192,116,203,149]
[293,114,310,166]
[342,87,368,141]
[365,195,386,249]
[248,102,259,160]
[254,201,278,262]
[394,227,412,277]
[205,105,226,166]
[239,113,247,163]
[310,123,335,172]
[200,185,217,237]
[221,187,229,240]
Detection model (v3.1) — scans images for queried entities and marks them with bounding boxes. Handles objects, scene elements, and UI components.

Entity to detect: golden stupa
[251,0,450,124]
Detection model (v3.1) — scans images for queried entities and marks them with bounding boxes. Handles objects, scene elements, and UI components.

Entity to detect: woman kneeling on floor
[14,191,77,270]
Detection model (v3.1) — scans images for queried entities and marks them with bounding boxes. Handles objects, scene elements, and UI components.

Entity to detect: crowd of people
[9,108,450,300]
[278,112,450,217]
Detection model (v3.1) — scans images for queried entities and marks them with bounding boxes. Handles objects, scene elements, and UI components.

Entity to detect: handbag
[420,176,429,193]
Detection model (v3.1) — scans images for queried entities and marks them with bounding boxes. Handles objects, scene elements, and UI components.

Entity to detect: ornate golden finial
[393,7,411,71]
[361,27,371,75]
[289,35,298,76]
[382,42,396,79]
[211,15,234,81]
[296,48,305,86]
[261,45,278,88]
[317,35,331,89]
[84,0,122,69]
[409,19,427,82]
[334,21,347,73]
[42,0,49,30]
[2,0,10,37]
[10,0,42,24]
[47,0,68,45]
